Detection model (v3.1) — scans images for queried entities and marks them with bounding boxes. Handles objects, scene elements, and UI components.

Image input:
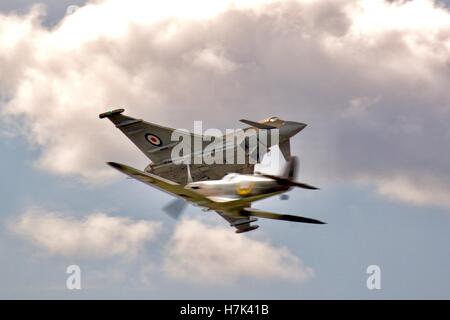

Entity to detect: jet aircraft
[100,108,307,184]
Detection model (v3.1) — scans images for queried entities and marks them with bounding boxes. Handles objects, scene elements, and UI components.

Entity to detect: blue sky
[0,0,449,299]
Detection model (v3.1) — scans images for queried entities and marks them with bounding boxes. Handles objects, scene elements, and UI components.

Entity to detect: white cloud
[373,174,450,208]
[10,208,162,259]
[163,219,314,284]
[0,0,450,207]
[10,209,313,286]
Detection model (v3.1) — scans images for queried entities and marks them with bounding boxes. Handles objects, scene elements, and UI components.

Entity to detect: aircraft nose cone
[282,121,307,137]
[292,121,307,134]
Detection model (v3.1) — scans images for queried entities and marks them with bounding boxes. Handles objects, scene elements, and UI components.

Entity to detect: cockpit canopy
[222,173,239,181]
[261,116,280,123]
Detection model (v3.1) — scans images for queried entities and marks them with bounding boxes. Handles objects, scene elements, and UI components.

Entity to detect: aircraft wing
[107,162,210,205]
[100,109,256,184]
[213,203,325,233]
[100,109,203,165]
[240,208,326,224]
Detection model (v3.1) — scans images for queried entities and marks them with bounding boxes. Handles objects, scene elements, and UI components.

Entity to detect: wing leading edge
[107,162,207,204]
[100,109,195,165]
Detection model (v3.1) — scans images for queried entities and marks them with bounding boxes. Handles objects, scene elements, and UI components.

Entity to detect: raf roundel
[145,133,162,146]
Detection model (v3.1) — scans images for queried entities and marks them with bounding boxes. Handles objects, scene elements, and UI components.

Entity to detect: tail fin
[282,156,298,180]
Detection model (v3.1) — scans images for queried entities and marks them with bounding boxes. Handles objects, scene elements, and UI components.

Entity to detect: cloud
[10,209,313,286]
[10,208,162,259]
[372,174,450,208]
[0,0,450,207]
[163,219,314,284]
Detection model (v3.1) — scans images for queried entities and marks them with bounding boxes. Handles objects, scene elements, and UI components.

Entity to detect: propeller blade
[290,181,319,190]
[255,173,319,190]
[162,199,187,219]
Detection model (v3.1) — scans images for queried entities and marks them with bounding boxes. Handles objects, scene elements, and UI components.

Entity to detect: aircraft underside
[147,163,255,185]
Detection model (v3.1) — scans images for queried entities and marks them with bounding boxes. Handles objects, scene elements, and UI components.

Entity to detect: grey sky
[0,0,449,299]
[0,0,87,26]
